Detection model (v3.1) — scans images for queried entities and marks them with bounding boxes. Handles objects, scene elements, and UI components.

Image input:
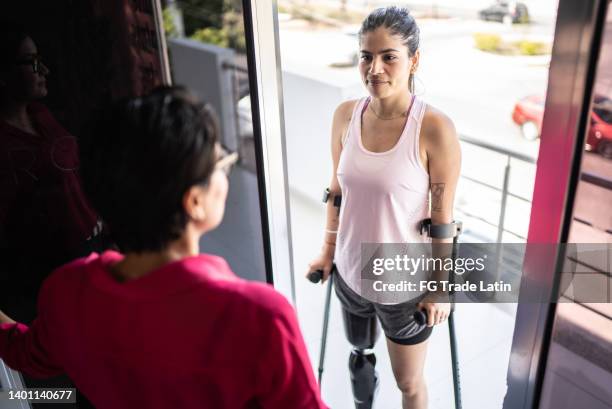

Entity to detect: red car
[512,94,612,158]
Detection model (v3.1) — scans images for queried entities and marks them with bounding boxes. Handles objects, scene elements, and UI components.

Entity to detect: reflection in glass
[566,1,612,288]
[540,6,612,408]
[1,2,168,405]
[0,22,100,323]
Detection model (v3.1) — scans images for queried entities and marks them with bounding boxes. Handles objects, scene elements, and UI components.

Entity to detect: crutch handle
[307,265,336,283]
[307,269,323,283]
[413,309,428,326]
[414,307,456,326]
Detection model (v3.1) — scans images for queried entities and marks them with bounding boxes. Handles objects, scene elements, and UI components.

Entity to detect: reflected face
[8,37,49,100]
[359,28,418,98]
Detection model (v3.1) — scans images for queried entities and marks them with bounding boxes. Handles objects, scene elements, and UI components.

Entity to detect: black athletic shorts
[334,271,433,345]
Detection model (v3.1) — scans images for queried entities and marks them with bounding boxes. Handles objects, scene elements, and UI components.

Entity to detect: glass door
[505,0,611,408]
[536,1,612,407]
[271,1,564,408]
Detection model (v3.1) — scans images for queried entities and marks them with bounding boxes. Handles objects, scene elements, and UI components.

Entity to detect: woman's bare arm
[418,107,461,322]
[424,107,461,241]
[325,100,357,234]
[308,99,357,281]
[0,310,16,325]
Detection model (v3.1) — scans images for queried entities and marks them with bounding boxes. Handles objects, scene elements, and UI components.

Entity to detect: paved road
[416,18,549,158]
[301,0,559,24]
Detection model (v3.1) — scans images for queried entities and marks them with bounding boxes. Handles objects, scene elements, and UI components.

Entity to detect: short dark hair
[0,20,30,70]
[359,7,420,56]
[80,86,219,253]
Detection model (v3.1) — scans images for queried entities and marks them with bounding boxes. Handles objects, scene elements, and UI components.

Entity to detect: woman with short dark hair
[0,21,101,322]
[0,87,328,409]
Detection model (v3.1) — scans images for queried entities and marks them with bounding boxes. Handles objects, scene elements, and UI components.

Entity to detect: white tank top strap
[341,97,368,147]
[411,97,429,175]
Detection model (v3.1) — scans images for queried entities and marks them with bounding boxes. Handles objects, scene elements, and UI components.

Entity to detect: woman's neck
[0,98,33,131]
[371,92,413,117]
[112,234,200,281]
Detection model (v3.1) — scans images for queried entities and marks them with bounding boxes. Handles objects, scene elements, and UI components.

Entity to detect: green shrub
[474,33,501,52]
[277,3,290,14]
[290,7,317,23]
[190,27,229,48]
[222,11,247,52]
[515,40,546,55]
[162,8,178,38]
[517,13,530,24]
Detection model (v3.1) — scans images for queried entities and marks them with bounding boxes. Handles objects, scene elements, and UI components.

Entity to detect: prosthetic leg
[342,307,380,409]
[307,266,380,409]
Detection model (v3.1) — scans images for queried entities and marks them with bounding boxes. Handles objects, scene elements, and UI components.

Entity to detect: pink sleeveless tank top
[335,95,431,296]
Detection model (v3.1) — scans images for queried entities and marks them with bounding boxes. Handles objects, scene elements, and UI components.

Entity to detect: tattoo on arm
[431,183,445,212]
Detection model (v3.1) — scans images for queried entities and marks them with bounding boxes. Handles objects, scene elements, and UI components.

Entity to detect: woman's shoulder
[36,254,97,305]
[185,257,293,317]
[332,98,362,144]
[334,98,361,118]
[422,104,454,131]
[28,101,54,122]
[334,98,367,127]
[420,103,457,148]
[28,102,68,135]
[235,280,294,316]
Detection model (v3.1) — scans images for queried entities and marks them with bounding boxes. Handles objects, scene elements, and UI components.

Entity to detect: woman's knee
[396,375,426,396]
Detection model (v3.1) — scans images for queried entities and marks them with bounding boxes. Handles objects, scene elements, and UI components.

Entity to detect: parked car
[590,95,612,158]
[512,94,612,158]
[478,1,530,24]
[511,94,544,141]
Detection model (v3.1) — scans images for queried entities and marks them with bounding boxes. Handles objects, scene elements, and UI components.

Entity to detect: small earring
[412,73,426,96]
[192,209,206,221]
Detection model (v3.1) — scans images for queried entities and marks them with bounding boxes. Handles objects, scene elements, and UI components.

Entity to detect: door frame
[242,0,296,304]
[503,0,609,407]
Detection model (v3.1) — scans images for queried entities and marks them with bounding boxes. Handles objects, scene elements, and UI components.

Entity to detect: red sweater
[0,251,328,409]
[0,102,97,258]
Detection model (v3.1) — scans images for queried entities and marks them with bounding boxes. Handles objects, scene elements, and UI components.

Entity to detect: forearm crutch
[305,188,343,387]
[307,265,335,387]
[414,218,463,409]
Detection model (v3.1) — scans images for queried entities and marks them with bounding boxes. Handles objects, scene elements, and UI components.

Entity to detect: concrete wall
[282,70,363,202]
[168,38,239,151]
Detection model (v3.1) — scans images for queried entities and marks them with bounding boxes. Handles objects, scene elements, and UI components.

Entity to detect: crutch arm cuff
[322,188,342,208]
[419,219,463,239]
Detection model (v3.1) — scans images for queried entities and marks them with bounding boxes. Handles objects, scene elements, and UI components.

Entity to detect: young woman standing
[307,7,461,409]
